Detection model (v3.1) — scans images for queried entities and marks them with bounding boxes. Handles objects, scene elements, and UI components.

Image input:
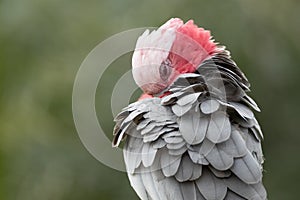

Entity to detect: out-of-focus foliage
[0,0,299,199]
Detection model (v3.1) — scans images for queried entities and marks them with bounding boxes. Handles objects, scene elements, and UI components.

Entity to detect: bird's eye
[159,60,172,81]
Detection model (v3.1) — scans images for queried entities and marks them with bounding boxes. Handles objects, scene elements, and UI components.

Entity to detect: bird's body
[113,18,266,200]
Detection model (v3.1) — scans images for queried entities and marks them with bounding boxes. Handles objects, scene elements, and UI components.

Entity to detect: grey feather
[168,145,187,156]
[209,166,231,178]
[218,129,247,158]
[249,127,262,142]
[230,151,262,184]
[120,118,133,130]
[243,129,264,166]
[144,157,182,199]
[242,95,261,112]
[127,173,149,200]
[188,149,209,165]
[195,188,206,200]
[175,154,201,182]
[141,122,170,135]
[124,136,143,173]
[160,149,182,177]
[140,169,161,200]
[163,131,181,138]
[175,155,194,182]
[164,136,184,144]
[199,139,216,156]
[167,123,179,128]
[180,182,196,200]
[169,87,183,93]
[253,121,264,140]
[113,123,130,147]
[234,117,256,128]
[161,92,182,105]
[123,109,145,124]
[194,102,200,112]
[155,126,174,135]
[141,122,157,135]
[142,142,157,167]
[206,111,231,143]
[200,99,220,114]
[230,102,254,119]
[225,176,266,200]
[205,145,234,170]
[196,167,227,200]
[190,165,203,181]
[152,138,166,149]
[172,103,193,117]
[151,170,184,200]
[167,141,186,150]
[176,93,201,106]
[224,190,246,200]
[137,118,152,131]
[251,181,267,200]
[179,109,207,144]
[145,125,164,135]
[171,73,203,87]
[143,106,175,122]
[180,83,206,93]
[114,109,129,122]
[143,131,161,143]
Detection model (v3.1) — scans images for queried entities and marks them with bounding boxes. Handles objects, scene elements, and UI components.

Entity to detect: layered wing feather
[113,51,266,200]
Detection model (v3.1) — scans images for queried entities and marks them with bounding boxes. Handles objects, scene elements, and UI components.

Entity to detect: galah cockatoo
[113,18,266,200]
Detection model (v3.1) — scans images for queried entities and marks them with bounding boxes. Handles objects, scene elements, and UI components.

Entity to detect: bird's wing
[113,51,266,200]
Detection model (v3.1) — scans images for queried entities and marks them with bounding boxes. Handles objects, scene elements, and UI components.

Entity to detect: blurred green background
[1,0,300,199]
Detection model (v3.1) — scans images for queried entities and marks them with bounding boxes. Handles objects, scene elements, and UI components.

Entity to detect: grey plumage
[113,51,266,199]
[179,109,206,144]
[196,167,227,200]
[206,111,231,143]
[200,99,220,114]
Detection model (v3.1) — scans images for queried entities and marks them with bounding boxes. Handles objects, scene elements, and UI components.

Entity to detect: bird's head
[132,18,218,96]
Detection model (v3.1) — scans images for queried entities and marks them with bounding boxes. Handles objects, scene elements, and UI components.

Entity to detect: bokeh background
[1,0,300,199]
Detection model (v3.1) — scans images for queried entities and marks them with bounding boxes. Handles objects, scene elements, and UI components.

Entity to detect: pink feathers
[160,18,183,32]
[132,18,217,75]
[177,20,216,56]
[167,18,217,73]
[132,18,218,96]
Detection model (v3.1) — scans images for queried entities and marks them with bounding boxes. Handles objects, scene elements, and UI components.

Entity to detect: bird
[113,18,266,200]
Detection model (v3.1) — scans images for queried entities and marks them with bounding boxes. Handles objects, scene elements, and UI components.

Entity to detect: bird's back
[113,51,266,200]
